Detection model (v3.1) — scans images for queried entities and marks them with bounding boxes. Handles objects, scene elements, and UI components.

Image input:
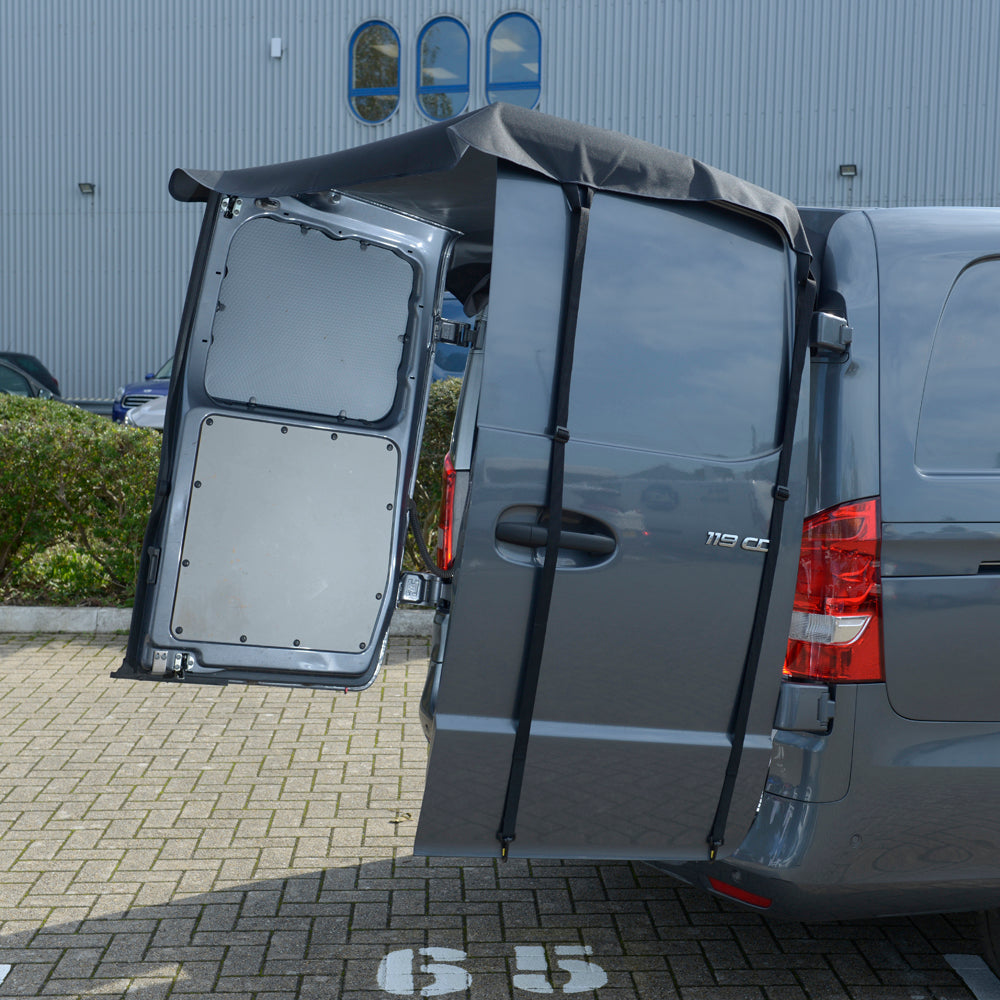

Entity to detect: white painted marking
[377,948,471,997]
[513,945,608,994]
[377,944,607,995]
[946,954,1000,1000]
[0,964,9,985]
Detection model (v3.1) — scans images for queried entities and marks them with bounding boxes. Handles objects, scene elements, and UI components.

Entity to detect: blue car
[112,357,171,422]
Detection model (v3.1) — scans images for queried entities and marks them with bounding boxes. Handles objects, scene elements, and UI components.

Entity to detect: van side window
[568,194,790,460]
[916,259,1000,473]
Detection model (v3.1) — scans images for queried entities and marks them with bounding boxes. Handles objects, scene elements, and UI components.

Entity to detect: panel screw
[206,418,214,426]
[182,559,190,567]
[386,444,393,451]
[375,593,382,600]
[194,481,202,489]
[176,626,183,634]
[386,503,393,510]
[330,433,338,440]
[359,642,366,650]
[240,635,247,643]
[293,639,301,647]
[281,426,288,434]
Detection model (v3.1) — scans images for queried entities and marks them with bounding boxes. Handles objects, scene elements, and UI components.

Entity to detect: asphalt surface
[0,632,991,999]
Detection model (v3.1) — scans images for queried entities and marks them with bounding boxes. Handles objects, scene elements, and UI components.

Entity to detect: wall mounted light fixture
[78,182,96,195]
[838,164,858,178]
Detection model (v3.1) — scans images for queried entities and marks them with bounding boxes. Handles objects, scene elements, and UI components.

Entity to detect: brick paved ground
[0,633,986,999]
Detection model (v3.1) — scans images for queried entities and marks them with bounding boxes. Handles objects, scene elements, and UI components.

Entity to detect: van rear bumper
[655,793,1000,921]
[658,682,1000,921]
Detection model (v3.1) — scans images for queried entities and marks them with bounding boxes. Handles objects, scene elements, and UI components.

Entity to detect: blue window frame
[417,17,470,120]
[486,12,541,108]
[349,20,400,123]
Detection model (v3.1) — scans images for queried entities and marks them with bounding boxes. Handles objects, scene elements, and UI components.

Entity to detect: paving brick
[0,633,987,1000]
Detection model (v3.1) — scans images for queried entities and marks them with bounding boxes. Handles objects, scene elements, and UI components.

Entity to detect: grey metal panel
[805,210,881,515]
[5,0,1000,397]
[172,416,397,651]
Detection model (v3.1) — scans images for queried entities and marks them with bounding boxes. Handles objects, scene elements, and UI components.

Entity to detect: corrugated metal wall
[3,0,998,399]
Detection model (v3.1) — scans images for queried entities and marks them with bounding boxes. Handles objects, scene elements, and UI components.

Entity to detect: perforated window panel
[205,218,414,422]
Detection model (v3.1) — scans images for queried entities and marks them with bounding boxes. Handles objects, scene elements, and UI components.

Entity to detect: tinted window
[0,364,32,396]
[916,259,1000,472]
[568,194,790,460]
[486,13,540,108]
[349,21,400,123]
[417,17,469,120]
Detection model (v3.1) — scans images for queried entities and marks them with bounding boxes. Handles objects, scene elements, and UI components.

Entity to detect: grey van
[119,105,1000,958]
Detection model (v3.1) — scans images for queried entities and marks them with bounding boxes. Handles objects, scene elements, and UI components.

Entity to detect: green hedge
[0,396,161,606]
[0,382,460,607]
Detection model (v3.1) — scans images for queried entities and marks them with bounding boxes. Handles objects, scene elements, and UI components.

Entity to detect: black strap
[497,184,593,859]
[707,266,817,860]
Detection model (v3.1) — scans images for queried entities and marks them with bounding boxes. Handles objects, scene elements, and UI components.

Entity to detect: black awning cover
[169,104,810,264]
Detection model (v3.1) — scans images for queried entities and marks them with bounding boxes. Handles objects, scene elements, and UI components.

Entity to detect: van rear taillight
[436,452,457,571]
[782,498,883,683]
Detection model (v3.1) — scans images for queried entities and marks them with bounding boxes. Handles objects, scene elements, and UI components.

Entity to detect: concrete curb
[0,606,435,636]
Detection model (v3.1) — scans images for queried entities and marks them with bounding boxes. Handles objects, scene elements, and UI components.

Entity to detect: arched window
[349,21,400,123]
[486,12,541,108]
[417,17,470,120]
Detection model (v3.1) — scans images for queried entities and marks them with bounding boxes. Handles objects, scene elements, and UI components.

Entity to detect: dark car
[112,357,172,422]
[0,352,60,396]
[0,358,61,398]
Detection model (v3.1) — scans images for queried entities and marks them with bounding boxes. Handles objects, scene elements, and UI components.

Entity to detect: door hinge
[398,572,444,607]
[811,312,853,355]
[437,318,478,347]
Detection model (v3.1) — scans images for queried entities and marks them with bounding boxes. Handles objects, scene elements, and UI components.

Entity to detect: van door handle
[495,522,616,556]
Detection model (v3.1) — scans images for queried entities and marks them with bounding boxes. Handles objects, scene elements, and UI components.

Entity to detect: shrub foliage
[0,397,161,605]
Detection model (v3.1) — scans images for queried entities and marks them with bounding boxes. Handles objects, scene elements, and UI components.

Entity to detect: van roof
[169,103,811,268]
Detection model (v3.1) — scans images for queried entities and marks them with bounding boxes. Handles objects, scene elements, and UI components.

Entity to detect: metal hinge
[437,317,477,347]
[811,312,853,355]
[221,196,242,219]
[398,572,444,607]
[150,649,193,679]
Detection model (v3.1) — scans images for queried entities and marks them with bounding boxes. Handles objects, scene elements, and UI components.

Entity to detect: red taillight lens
[782,498,884,683]
[436,452,457,571]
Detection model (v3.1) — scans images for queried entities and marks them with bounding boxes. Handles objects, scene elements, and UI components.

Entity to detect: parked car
[112,357,171,422]
[117,106,1000,966]
[0,351,60,396]
[0,357,61,399]
[124,393,166,429]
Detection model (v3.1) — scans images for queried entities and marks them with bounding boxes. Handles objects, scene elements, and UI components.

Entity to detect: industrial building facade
[3,0,999,400]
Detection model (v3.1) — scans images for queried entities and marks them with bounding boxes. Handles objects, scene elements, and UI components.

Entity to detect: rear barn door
[417,170,808,861]
[126,192,454,690]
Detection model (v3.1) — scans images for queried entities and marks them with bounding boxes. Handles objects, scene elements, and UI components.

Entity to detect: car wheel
[977,909,1000,976]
